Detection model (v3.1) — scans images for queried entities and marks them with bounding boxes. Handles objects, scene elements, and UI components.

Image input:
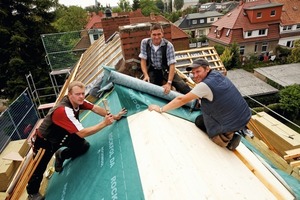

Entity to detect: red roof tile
[271,0,300,25]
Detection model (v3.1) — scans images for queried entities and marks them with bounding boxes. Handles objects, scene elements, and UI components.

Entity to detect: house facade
[207,0,283,57]
[207,0,300,57]
[175,11,223,38]
[272,0,300,48]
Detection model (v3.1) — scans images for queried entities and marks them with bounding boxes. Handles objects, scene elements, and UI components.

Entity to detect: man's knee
[195,115,206,132]
[80,140,90,155]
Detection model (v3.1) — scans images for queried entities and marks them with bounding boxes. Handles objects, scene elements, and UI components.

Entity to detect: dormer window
[192,20,197,25]
[216,30,220,38]
[270,10,276,17]
[283,26,292,31]
[247,31,252,37]
[226,29,231,37]
[259,29,266,35]
[257,12,262,18]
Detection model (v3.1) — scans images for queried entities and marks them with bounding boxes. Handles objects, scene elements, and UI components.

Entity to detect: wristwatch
[167,80,172,84]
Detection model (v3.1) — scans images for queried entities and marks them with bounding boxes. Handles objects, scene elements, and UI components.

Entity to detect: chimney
[102,15,130,41]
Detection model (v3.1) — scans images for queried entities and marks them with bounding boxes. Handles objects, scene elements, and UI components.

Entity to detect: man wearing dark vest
[139,23,191,94]
[26,81,126,200]
[148,58,251,150]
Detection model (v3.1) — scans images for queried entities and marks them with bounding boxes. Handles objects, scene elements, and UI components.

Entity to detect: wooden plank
[290,160,300,167]
[235,144,294,199]
[127,110,292,199]
[284,148,300,160]
[37,102,55,110]
[2,152,23,161]
[6,149,45,200]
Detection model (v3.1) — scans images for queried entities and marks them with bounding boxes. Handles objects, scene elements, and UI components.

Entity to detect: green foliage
[140,0,160,16]
[0,0,58,100]
[279,84,300,121]
[118,0,132,12]
[287,40,300,63]
[132,0,140,10]
[156,0,165,12]
[52,6,88,32]
[214,44,225,56]
[227,42,241,70]
[174,0,184,11]
[220,47,232,69]
[164,11,181,22]
[275,46,291,58]
[168,0,172,12]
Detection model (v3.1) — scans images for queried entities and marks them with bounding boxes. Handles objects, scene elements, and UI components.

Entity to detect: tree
[168,0,173,12]
[52,6,88,32]
[118,0,132,12]
[132,0,140,11]
[279,84,300,121]
[156,0,165,12]
[220,47,233,69]
[174,0,184,11]
[139,0,160,16]
[287,39,300,63]
[227,42,241,70]
[0,0,58,100]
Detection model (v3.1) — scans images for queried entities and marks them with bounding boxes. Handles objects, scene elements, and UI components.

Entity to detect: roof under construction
[3,28,300,199]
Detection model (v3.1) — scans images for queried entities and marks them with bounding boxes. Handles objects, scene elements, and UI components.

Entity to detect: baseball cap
[186,58,210,71]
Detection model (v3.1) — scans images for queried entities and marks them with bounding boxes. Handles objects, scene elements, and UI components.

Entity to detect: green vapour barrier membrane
[108,69,195,108]
[45,84,200,200]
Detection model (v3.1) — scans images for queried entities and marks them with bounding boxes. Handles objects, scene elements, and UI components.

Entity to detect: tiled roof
[186,11,223,19]
[271,0,300,25]
[207,0,281,44]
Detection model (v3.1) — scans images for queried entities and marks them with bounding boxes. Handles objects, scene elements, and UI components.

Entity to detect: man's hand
[162,83,172,94]
[143,75,150,82]
[113,108,127,120]
[148,104,161,113]
[104,113,114,126]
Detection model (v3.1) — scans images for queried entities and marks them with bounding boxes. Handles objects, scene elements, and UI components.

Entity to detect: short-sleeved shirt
[191,82,214,103]
[52,100,93,134]
[139,38,176,69]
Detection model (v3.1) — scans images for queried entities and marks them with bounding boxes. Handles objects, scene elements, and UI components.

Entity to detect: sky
[58,0,120,8]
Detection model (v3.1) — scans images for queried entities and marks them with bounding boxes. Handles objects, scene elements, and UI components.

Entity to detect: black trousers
[148,68,191,94]
[26,132,90,194]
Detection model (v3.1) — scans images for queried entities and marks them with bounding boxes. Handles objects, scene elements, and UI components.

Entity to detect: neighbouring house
[271,0,300,48]
[174,11,223,39]
[207,0,284,57]
[215,1,239,13]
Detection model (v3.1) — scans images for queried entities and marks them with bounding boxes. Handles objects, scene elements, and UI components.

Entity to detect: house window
[262,42,268,52]
[257,12,262,18]
[93,34,99,40]
[259,29,266,35]
[297,24,300,29]
[247,31,252,37]
[287,41,294,47]
[192,20,197,25]
[283,26,292,31]
[210,18,214,22]
[270,10,276,17]
[254,43,258,52]
[216,30,220,38]
[240,46,245,55]
[198,30,204,36]
[226,29,230,37]
[200,19,205,24]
